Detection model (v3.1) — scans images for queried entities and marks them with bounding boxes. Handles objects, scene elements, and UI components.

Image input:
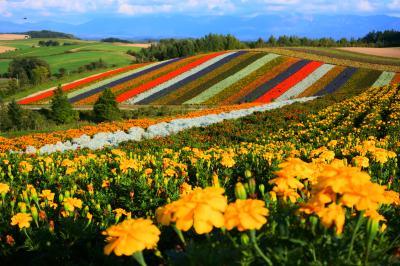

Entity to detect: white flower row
[23,97,317,154]
[125,52,238,104]
[184,54,280,104]
[277,64,334,101]
[66,60,166,99]
[372,71,395,88]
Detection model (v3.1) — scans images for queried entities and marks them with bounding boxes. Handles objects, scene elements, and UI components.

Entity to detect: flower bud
[240,233,250,245]
[259,184,265,197]
[248,178,256,195]
[244,169,252,179]
[235,182,247,200]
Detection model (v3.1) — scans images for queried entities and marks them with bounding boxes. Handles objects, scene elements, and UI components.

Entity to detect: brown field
[0,46,16,53]
[0,34,30,40]
[115,42,152,48]
[338,47,400,58]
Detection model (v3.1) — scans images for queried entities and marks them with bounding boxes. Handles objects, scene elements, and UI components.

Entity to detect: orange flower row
[0,103,262,152]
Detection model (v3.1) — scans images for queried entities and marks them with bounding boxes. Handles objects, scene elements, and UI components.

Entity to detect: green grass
[0,38,141,74]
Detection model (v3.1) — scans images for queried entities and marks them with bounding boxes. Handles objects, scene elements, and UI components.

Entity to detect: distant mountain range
[1,14,399,40]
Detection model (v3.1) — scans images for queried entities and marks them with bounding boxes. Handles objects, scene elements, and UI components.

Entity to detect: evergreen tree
[93,89,121,122]
[7,99,24,130]
[50,85,78,124]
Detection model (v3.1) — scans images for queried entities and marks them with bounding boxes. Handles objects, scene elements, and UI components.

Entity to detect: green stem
[347,212,364,262]
[250,230,273,266]
[132,251,147,266]
[173,225,186,246]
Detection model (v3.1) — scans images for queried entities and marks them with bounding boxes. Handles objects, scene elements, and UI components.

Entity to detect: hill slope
[18,50,399,106]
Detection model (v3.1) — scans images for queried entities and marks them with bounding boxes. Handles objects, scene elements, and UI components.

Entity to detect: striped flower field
[18,50,399,106]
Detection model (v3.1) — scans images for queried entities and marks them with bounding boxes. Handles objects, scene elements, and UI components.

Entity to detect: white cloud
[118,3,173,15]
[357,0,375,12]
[388,0,400,9]
[0,0,396,18]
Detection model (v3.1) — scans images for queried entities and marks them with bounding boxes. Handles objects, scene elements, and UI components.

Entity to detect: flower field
[1,83,400,264]
[18,51,398,106]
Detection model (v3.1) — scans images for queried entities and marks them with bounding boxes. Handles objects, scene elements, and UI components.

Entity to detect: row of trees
[1,86,121,132]
[247,30,400,48]
[129,30,400,62]
[130,34,245,62]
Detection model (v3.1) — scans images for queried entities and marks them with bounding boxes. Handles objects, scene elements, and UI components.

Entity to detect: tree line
[130,30,400,62]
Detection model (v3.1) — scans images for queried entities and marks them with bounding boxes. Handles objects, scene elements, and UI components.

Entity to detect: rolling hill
[18,50,399,106]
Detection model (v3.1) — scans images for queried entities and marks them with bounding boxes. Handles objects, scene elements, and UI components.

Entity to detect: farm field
[338,47,400,58]
[18,50,399,107]
[0,82,399,264]
[0,38,139,74]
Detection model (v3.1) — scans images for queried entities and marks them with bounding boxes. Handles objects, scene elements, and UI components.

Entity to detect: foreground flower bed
[0,85,399,265]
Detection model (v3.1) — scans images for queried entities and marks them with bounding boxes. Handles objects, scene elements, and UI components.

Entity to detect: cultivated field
[338,47,400,58]
[0,34,29,40]
[0,46,16,53]
[18,50,399,106]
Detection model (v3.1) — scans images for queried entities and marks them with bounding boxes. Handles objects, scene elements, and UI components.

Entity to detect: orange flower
[103,218,160,256]
[156,187,227,234]
[224,199,269,231]
[63,197,83,212]
[11,213,32,230]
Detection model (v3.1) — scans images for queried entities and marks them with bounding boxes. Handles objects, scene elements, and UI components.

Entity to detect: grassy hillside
[0,38,139,74]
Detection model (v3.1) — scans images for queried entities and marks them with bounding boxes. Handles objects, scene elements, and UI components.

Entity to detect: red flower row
[255,61,323,103]
[18,64,147,105]
[115,51,227,103]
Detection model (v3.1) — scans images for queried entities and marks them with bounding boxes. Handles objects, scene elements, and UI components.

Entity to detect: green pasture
[0,38,141,74]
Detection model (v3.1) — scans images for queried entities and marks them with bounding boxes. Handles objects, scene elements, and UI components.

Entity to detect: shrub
[93,89,121,122]
[50,85,78,124]
[7,100,24,130]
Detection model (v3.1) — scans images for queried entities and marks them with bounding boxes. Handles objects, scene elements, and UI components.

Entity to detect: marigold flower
[63,197,83,212]
[315,203,345,235]
[40,189,55,201]
[11,213,32,230]
[0,183,10,194]
[224,199,268,231]
[19,161,33,173]
[220,153,235,168]
[156,187,227,234]
[102,218,160,256]
[352,156,369,168]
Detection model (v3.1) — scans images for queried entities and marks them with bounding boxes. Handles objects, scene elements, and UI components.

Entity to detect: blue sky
[1,0,400,23]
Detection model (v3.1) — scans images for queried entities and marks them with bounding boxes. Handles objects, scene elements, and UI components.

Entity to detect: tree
[50,85,78,124]
[93,89,121,122]
[7,100,24,130]
[31,66,50,85]
[8,57,51,86]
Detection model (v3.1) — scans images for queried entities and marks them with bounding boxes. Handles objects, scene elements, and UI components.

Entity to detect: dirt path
[338,47,400,58]
[0,46,16,53]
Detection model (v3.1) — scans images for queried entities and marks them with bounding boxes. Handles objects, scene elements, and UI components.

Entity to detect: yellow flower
[103,218,160,256]
[0,183,10,194]
[63,197,83,212]
[40,189,55,201]
[179,182,192,196]
[220,153,235,168]
[224,199,268,231]
[19,161,33,173]
[102,180,110,188]
[352,156,369,168]
[113,208,129,219]
[156,187,227,234]
[11,213,32,230]
[315,203,345,235]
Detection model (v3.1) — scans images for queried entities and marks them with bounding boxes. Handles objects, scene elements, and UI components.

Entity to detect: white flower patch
[24,97,317,154]
[372,71,396,88]
[277,64,334,101]
[184,53,280,104]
